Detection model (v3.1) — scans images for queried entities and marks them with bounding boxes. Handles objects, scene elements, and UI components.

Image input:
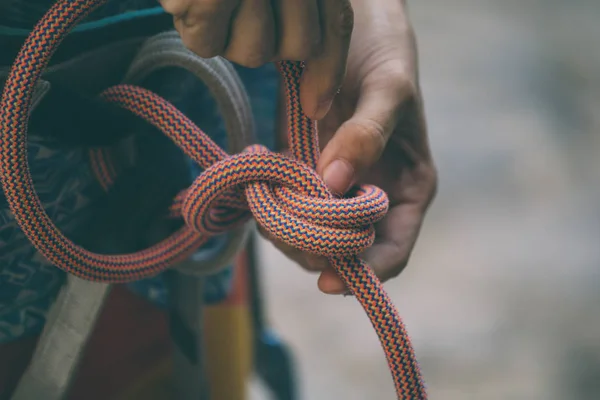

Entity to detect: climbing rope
[0,0,427,398]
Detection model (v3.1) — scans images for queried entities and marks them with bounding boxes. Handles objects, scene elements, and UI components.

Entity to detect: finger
[163,0,240,58]
[158,0,192,17]
[317,266,347,294]
[317,201,426,295]
[317,68,416,195]
[272,0,321,61]
[224,0,276,67]
[363,202,425,281]
[300,0,353,120]
[256,225,329,272]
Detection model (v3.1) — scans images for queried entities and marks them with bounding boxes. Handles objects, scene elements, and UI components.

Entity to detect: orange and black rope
[0,0,427,397]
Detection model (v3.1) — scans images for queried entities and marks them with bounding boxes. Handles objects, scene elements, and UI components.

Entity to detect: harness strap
[10,33,255,399]
[0,0,427,397]
[10,277,110,400]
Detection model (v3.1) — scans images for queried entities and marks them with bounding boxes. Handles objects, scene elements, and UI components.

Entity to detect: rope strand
[0,0,427,397]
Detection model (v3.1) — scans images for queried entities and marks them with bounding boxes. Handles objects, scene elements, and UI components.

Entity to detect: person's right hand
[159,0,354,120]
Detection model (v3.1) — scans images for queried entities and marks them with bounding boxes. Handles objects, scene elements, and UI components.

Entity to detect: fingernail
[313,98,333,121]
[323,159,354,195]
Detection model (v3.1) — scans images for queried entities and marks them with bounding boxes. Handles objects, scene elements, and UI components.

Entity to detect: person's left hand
[159,0,354,121]
[263,0,438,294]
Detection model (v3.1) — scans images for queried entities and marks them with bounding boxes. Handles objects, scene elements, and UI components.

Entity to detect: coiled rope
[0,0,427,397]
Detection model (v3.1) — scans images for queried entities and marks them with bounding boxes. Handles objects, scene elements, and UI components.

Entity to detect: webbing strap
[10,277,110,400]
[9,31,256,400]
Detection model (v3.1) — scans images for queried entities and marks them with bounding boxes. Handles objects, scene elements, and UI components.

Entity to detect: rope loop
[0,0,428,396]
[103,84,388,258]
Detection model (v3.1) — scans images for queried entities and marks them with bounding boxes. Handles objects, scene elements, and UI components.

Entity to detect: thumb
[317,79,404,195]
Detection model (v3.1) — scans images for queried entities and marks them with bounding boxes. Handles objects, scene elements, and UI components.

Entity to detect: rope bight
[0,0,427,397]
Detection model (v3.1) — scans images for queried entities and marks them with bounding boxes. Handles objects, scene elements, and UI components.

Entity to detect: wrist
[346,0,418,89]
[350,0,408,16]
[349,0,411,33]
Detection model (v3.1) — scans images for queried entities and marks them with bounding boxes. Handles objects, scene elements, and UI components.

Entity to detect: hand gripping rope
[0,0,427,398]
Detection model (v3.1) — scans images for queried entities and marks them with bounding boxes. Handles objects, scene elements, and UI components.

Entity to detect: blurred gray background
[251,1,600,399]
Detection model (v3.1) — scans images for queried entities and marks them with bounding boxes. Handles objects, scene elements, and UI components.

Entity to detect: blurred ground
[250,1,600,399]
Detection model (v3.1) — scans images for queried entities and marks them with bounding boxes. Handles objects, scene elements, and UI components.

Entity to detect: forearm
[350,0,410,23]
[347,0,417,79]
[350,0,412,55]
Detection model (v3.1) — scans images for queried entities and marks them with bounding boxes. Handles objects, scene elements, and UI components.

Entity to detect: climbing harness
[0,0,427,398]
[8,31,256,400]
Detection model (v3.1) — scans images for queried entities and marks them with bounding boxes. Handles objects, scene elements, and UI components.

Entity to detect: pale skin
[159,0,438,294]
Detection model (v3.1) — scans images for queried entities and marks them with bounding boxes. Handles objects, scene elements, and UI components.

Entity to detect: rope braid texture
[0,0,427,397]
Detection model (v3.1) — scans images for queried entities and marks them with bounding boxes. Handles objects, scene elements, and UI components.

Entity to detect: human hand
[159,0,354,120]
[265,0,438,294]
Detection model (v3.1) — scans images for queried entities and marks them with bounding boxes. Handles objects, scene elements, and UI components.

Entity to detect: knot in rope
[0,0,428,396]
[101,84,389,260]
[181,147,390,257]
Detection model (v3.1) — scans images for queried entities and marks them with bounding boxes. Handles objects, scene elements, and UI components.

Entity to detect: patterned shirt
[0,1,279,343]
[0,0,159,28]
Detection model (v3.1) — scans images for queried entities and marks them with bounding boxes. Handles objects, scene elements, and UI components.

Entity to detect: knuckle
[395,72,416,96]
[379,63,417,99]
[159,0,189,17]
[335,0,354,38]
[322,0,354,39]
[179,35,219,58]
[343,119,387,159]
[228,50,270,68]
[196,0,228,13]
